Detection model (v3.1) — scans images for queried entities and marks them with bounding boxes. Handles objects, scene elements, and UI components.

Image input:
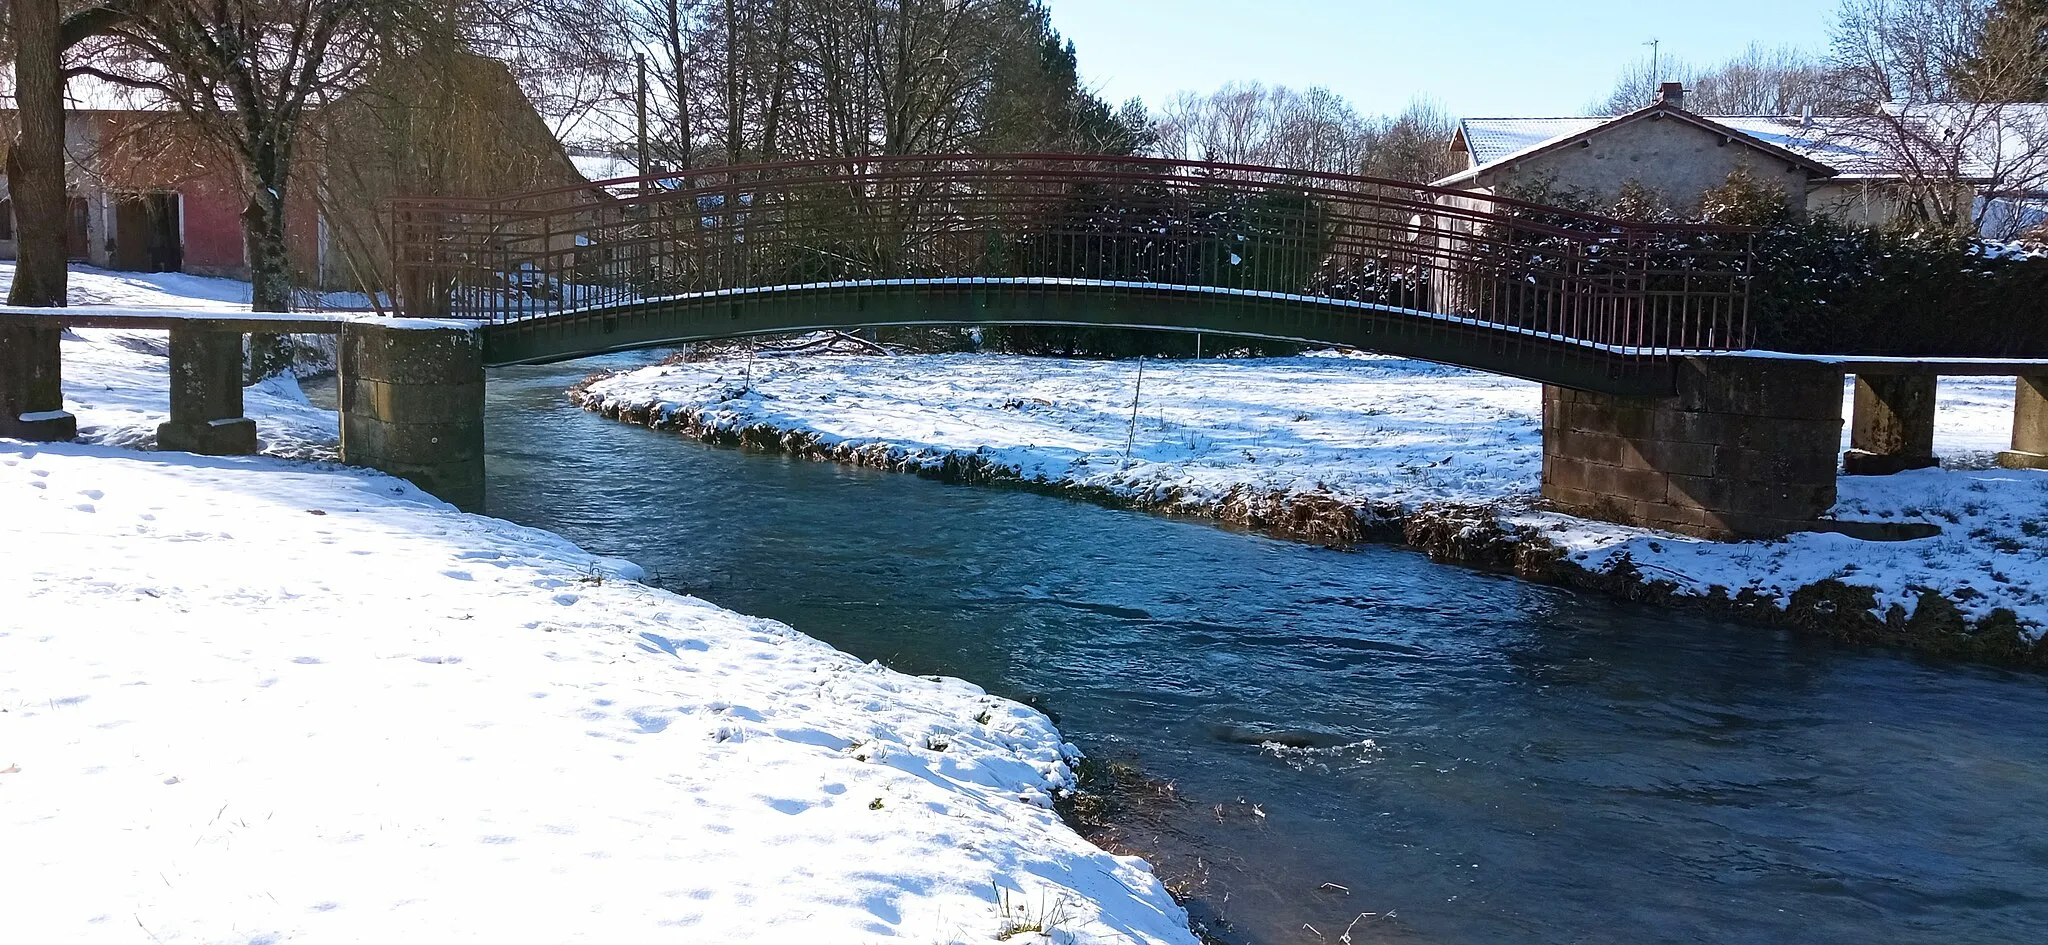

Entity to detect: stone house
[0,93,265,279]
[1433,83,2002,230]
[0,53,599,292]
[1433,84,1840,219]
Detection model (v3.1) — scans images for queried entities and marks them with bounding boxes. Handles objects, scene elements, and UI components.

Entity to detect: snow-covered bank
[0,443,1194,943]
[3,265,1195,943]
[576,352,2048,654]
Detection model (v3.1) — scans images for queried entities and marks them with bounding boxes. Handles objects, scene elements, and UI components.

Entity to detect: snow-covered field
[579,351,2048,633]
[2,266,1197,944]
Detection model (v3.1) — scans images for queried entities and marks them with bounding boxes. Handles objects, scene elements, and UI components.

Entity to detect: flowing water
[483,355,2048,945]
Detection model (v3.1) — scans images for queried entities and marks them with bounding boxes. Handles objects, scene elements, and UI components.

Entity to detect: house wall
[1475,116,1814,214]
[173,169,251,277]
[0,111,248,278]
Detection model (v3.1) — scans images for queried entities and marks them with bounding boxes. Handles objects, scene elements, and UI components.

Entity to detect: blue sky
[1043,0,1841,118]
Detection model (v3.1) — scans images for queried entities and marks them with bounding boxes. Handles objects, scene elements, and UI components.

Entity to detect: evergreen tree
[1956,0,2048,99]
[976,2,1136,154]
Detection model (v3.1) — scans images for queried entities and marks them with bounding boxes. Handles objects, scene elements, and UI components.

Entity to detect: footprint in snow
[440,569,474,581]
[30,469,48,477]
[74,503,95,513]
[29,481,45,491]
[552,593,580,606]
[79,489,103,500]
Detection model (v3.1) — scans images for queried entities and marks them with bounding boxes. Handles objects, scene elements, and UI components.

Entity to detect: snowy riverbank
[3,272,1197,943]
[576,351,2048,656]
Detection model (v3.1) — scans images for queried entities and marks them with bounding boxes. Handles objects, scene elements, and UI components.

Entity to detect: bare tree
[1148,82,1456,182]
[1592,44,1846,115]
[2,0,156,306]
[73,1,421,314]
[1827,0,2048,233]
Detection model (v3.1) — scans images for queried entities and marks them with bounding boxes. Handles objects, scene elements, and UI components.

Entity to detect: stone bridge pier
[337,322,487,512]
[1543,359,1845,539]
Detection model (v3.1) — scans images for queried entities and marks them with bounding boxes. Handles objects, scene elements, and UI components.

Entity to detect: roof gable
[1435,103,1842,188]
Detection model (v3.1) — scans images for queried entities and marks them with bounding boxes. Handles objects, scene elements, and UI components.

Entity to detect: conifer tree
[1956,0,2048,99]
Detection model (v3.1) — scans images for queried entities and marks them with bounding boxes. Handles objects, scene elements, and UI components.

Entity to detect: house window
[0,199,12,241]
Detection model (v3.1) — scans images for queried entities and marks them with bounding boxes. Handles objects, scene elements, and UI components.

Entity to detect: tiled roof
[1451,113,1949,183]
[1456,118,1606,166]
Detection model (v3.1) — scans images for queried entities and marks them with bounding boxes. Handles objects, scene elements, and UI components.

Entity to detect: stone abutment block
[156,327,258,455]
[2000,376,2048,471]
[339,322,485,512]
[0,323,78,441]
[1844,374,1938,476]
[1542,358,1844,539]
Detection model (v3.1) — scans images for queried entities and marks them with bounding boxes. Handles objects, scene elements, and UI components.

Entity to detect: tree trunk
[8,0,70,307]
[244,176,294,380]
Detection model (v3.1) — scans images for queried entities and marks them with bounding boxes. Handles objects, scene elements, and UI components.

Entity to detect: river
[482,354,2048,945]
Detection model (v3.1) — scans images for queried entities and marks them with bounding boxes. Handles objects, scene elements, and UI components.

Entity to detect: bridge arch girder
[481,280,1675,396]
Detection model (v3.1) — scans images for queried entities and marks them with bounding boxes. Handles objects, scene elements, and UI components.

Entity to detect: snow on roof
[1455,118,1607,166]
[1447,112,1960,186]
[568,152,641,187]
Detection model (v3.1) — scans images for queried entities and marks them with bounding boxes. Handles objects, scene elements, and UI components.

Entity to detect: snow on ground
[0,446,1192,944]
[3,265,1196,943]
[61,327,340,459]
[580,352,2048,632]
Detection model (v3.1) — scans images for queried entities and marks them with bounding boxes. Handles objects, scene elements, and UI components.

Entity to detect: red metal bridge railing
[386,154,1754,358]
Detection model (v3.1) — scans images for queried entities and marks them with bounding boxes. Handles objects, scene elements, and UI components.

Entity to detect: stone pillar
[1542,358,1843,539]
[1842,374,1939,475]
[156,328,258,455]
[0,323,77,441]
[338,322,485,511]
[1999,376,2048,471]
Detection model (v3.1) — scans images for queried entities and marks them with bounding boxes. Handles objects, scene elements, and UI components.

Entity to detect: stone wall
[1486,114,1814,214]
[338,322,486,511]
[1542,358,1845,539]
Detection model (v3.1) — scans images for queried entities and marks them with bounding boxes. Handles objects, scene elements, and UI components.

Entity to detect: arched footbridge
[387,155,1755,396]
[11,155,2042,539]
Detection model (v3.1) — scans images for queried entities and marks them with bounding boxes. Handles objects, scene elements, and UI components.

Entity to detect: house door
[111,193,182,272]
[66,197,90,260]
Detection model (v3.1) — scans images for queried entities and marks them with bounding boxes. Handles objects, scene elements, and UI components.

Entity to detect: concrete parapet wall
[338,322,485,511]
[1543,358,1845,539]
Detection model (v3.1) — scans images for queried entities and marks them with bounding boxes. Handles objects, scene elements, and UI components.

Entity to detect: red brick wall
[175,171,247,276]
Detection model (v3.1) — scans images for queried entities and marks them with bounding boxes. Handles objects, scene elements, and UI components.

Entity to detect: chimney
[1656,82,1686,109]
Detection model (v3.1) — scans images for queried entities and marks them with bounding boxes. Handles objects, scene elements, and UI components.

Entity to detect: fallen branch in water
[758,331,892,357]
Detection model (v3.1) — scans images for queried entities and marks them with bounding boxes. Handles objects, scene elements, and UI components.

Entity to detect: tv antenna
[1645,37,1662,84]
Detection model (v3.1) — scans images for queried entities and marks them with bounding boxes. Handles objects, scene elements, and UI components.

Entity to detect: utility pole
[635,52,651,197]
